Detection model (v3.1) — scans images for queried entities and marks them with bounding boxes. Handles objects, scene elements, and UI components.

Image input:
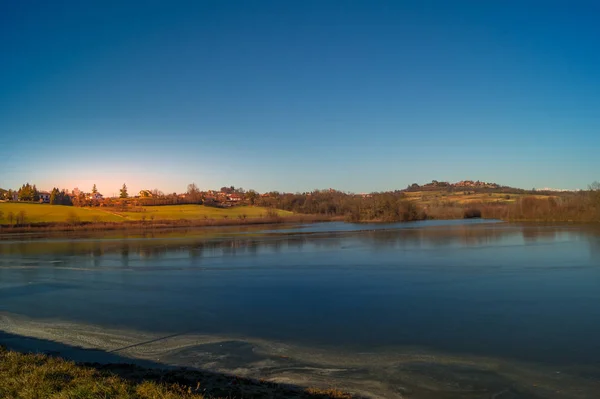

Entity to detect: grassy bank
[0,215,333,235]
[3,192,599,231]
[0,202,333,235]
[0,203,291,224]
[119,204,293,221]
[0,202,123,223]
[0,347,353,399]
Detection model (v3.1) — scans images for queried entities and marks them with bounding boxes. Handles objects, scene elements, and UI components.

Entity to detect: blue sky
[1,1,599,195]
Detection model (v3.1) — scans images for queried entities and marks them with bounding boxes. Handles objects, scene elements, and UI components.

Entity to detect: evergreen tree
[120,183,128,198]
[32,185,40,202]
[18,183,34,201]
[50,188,59,205]
[92,184,98,194]
[61,190,73,206]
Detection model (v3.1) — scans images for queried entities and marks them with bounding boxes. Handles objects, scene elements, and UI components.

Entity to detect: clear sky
[1,1,599,195]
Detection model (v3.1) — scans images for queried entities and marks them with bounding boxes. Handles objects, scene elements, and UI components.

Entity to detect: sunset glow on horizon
[2,1,599,194]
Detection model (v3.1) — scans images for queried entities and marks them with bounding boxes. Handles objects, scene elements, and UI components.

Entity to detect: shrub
[464,208,482,219]
[16,210,27,225]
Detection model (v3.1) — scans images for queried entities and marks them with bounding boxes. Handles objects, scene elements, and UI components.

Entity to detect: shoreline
[0,214,338,236]
[0,344,355,399]
[3,216,596,238]
[1,312,598,398]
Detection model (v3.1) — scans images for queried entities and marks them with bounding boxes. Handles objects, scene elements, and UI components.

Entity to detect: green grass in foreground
[0,347,353,399]
[0,203,292,224]
[0,348,203,399]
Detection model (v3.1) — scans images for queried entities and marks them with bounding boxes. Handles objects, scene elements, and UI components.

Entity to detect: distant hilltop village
[403,180,577,193]
[406,180,501,191]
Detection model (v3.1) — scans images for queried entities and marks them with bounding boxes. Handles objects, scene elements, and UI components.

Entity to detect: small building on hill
[227,194,243,202]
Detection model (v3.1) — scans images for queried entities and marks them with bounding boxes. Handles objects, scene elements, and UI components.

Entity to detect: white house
[39,191,51,203]
[227,194,243,202]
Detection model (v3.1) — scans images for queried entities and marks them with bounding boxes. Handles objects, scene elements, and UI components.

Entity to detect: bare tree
[187,183,201,203]
[187,183,199,193]
[16,210,26,225]
[245,190,259,205]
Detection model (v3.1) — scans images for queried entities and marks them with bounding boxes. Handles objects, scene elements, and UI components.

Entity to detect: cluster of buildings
[453,180,500,189]
[415,180,501,190]
[8,187,248,205]
[2,190,55,203]
[175,190,244,204]
[8,187,247,205]
[30,188,105,204]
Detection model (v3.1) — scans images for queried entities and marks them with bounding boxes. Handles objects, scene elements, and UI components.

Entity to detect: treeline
[14,183,39,202]
[482,191,600,222]
[255,190,426,222]
[49,188,73,205]
[1,184,72,204]
[4,180,600,224]
[255,185,600,223]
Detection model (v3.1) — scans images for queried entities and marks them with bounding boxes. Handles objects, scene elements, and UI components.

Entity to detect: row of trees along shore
[2,182,600,223]
[254,184,600,223]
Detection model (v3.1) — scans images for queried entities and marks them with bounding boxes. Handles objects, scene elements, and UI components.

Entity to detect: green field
[0,202,291,224]
[119,204,292,221]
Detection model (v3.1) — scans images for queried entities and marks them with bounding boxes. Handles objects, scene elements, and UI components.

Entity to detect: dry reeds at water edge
[0,214,333,234]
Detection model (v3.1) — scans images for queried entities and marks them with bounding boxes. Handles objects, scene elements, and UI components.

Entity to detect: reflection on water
[1,221,600,371]
[2,222,599,268]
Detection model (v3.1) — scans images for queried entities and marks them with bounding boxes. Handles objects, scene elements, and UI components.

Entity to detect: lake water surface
[1,220,600,398]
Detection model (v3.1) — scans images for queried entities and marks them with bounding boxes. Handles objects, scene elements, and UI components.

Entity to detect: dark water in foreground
[1,221,600,385]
